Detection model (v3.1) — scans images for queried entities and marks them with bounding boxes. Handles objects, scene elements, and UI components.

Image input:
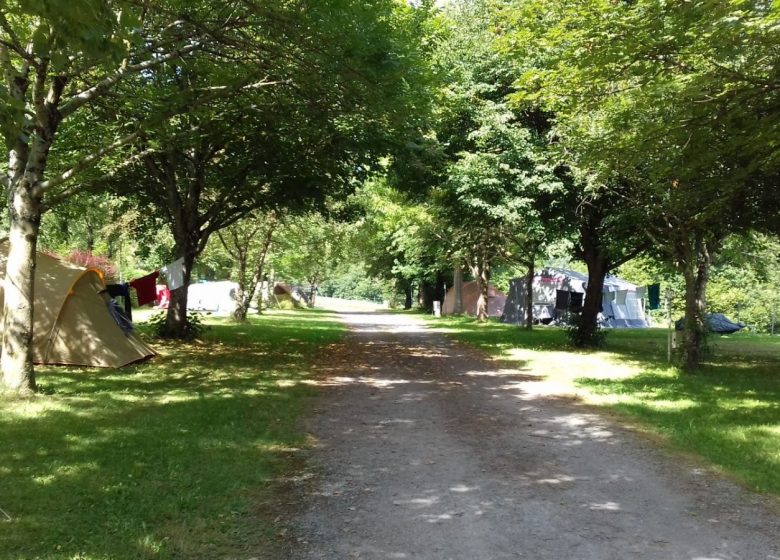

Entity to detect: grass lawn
[425,315,780,495]
[0,308,343,560]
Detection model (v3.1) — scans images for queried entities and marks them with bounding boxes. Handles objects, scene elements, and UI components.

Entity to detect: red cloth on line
[156,285,170,308]
[129,271,160,306]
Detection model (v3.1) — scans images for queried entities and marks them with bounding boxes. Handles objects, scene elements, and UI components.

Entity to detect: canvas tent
[501,268,649,328]
[442,281,507,317]
[273,283,308,307]
[0,240,155,367]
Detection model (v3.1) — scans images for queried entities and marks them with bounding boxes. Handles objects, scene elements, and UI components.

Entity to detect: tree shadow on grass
[576,372,780,493]
[0,312,343,560]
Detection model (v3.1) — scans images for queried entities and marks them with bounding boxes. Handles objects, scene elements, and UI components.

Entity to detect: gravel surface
[279,310,780,560]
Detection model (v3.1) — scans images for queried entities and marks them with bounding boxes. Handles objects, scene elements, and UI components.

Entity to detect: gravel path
[282,310,780,560]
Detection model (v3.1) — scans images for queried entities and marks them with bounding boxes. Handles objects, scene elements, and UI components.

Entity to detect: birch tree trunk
[1,188,43,394]
[229,222,275,322]
[308,277,318,307]
[1,56,63,393]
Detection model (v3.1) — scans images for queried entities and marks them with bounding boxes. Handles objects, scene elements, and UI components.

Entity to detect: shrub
[146,311,209,341]
[64,250,119,283]
[564,313,609,348]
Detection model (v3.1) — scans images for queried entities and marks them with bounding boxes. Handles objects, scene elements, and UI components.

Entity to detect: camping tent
[272,283,307,307]
[675,313,744,334]
[442,281,507,317]
[501,268,649,328]
[0,240,155,367]
[188,281,238,314]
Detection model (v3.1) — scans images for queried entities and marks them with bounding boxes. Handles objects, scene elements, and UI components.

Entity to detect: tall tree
[105,0,433,337]
[0,0,251,392]
[430,0,564,321]
[503,0,780,365]
[218,211,280,322]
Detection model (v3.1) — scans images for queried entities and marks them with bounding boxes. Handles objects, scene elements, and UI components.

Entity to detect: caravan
[501,268,649,328]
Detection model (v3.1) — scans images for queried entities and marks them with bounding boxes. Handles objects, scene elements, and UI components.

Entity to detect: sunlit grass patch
[0,308,343,560]
[426,315,780,495]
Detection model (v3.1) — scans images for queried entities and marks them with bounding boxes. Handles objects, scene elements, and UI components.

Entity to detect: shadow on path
[282,311,780,560]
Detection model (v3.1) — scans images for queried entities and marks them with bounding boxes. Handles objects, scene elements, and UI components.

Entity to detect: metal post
[772,307,776,336]
[666,287,672,363]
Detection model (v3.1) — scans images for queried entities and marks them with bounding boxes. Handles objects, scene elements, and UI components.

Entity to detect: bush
[64,249,119,283]
[146,311,209,341]
[564,313,609,348]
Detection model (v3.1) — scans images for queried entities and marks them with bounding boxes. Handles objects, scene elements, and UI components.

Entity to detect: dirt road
[281,310,779,559]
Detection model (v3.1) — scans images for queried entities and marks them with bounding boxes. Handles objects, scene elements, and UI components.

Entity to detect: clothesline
[109,257,186,310]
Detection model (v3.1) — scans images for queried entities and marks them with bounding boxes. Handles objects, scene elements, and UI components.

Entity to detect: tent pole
[666,287,672,364]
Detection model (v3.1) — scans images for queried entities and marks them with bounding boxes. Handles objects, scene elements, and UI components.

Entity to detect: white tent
[501,268,649,328]
[187,281,239,314]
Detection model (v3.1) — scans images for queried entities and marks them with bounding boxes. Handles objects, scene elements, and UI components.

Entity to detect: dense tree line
[356,0,779,370]
[0,0,433,393]
[2,0,778,394]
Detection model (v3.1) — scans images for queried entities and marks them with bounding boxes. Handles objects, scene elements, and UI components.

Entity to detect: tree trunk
[681,238,712,371]
[579,255,607,344]
[435,273,447,304]
[453,264,464,314]
[420,280,435,312]
[308,278,318,307]
[475,268,489,322]
[164,250,195,338]
[403,283,413,310]
[470,252,490,322]
[524,260,535,330]
[232,256,249,322]
[1,188,42,394]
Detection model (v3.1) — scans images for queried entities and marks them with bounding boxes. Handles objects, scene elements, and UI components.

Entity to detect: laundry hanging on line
[648,283,661,310]
[129,271,160,306]
[161,258,185,291]
[106,283,132,320]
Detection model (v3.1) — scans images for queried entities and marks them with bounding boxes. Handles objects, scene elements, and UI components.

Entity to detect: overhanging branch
[59,42,202,118]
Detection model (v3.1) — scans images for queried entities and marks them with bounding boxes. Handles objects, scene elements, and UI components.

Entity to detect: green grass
[425,315,780,495]
[0,309,343,560]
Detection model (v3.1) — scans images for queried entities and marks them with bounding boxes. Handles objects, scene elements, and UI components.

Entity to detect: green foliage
[0,310,344,558]
[563,312,609,349]
[616,234,780,333]
[319,263,394,303]
[352,178,444,293]
[146,311,208,341]
[274,213,354,290]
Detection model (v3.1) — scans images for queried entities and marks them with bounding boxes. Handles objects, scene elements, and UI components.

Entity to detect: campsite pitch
[279,310,780,560]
